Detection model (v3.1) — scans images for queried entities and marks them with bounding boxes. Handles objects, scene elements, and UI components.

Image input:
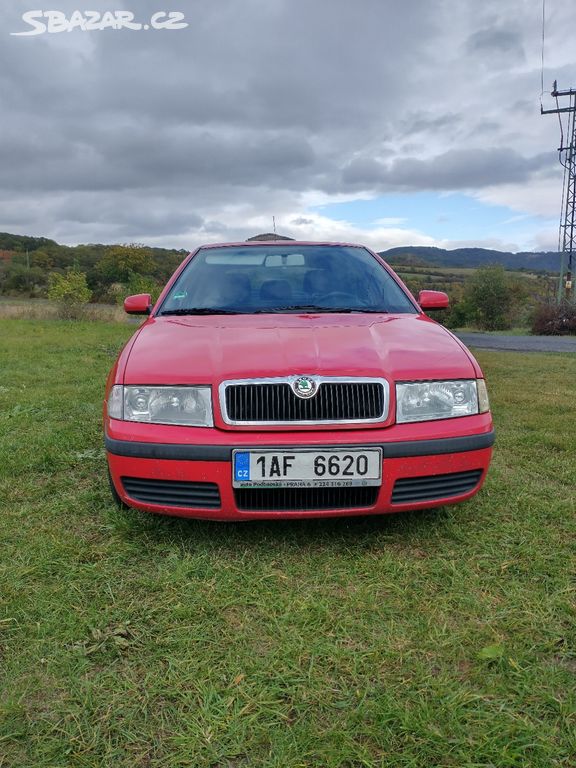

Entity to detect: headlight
[107,385,213,427]
[396,379,489,423]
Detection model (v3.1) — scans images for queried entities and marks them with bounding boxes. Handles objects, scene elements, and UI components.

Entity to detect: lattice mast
[541,82,576,302]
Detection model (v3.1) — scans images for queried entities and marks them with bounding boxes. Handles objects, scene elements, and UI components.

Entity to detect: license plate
[232,448,382,488]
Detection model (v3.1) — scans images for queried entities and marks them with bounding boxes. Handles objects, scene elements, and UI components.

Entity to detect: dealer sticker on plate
[232,448,382,488]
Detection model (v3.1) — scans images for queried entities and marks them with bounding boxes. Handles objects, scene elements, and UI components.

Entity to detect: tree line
[1,232,571,333]
[0,233,186,303]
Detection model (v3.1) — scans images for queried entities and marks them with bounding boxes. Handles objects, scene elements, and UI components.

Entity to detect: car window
[158,245,417,314]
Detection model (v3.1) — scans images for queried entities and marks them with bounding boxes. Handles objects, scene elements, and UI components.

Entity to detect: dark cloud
[466,27,525,63]
[341,149,553,193]
[0,122,317,193]
[0,0,574,246]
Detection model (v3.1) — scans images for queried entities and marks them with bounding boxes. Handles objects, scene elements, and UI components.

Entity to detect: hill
[379,246,561,273]
[0,232,561,274]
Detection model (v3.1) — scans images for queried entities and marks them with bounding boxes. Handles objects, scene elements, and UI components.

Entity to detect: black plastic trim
[391,469,484,504]
[235,486,379,512]
[122,477,221,509]
[105,429,495,462]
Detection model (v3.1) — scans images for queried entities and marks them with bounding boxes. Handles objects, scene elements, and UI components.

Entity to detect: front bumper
[105,416,495,521]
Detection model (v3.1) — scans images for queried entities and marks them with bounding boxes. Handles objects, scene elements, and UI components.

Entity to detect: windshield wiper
[160,308,247,316]
[161,306,391,316]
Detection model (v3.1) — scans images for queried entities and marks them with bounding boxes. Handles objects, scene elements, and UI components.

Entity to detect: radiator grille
[391,469,483,504]
[235,486,379,512]
[223,380,386,424]
[122,477,221,509]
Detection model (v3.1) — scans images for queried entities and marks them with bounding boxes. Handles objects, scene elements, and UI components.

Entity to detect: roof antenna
[273,215,276,234]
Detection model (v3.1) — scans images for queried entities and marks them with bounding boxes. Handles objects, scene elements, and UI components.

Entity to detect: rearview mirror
[124,294,152,315]
[418,290,449,311]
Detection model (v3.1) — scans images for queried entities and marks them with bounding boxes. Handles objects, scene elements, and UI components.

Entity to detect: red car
[104,241,494,521]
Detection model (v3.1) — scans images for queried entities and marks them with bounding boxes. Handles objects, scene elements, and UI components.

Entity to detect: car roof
[193,240,368,251]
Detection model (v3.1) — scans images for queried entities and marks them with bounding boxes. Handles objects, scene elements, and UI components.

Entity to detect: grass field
[387,263,553,282]
[1,319,575,768]
[0,298,124,323]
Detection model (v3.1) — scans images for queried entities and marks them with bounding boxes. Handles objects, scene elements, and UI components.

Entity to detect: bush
[104,275,161,307]
[1,263,48,296]
[464,265,524,331]
[123,274,161,304]
[440,297,474,330]
[48,269,92,319]
[531,302,576,335]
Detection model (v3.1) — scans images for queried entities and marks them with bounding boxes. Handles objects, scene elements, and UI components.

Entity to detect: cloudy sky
[1,0,575,252]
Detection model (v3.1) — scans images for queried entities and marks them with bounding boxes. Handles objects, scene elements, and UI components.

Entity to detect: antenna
[539,0,546,107]
[542,84,576,302]
[272,216,276,235]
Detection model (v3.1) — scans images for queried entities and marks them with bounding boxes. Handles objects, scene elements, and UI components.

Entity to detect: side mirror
[418,290,449,311]
[124,293,152,315]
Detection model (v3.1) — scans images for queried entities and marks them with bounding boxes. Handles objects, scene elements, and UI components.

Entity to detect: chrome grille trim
[219,376,390,426]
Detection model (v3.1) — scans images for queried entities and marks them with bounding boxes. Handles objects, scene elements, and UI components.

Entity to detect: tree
[48,268,92,319]
[464,265,516,331]
[98,244,154,285]
[30,250,55,271]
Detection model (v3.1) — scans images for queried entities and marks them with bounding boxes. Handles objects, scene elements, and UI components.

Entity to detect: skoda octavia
[104,241,494,520]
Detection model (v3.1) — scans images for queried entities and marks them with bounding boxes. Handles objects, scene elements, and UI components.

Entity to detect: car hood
[122,313,477,385]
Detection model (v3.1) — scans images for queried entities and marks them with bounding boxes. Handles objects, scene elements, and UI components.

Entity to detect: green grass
[1,319,575,768]
[0,298,124,322]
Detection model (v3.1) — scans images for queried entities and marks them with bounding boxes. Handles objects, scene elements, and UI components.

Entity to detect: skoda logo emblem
[293,376,317,399]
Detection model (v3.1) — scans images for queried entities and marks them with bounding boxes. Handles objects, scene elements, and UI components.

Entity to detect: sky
[1,0,575,253]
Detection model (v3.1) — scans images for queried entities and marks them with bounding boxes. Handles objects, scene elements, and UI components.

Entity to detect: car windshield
[158,244,417,315]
